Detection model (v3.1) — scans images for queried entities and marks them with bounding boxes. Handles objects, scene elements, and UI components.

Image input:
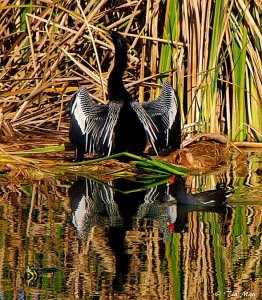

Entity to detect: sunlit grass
[0,144,188,178]
[0,0,261,142]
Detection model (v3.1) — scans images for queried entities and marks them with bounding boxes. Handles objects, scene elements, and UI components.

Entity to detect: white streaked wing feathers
[131,102,159,154]
[142,81,178,147]
[71,86,121,155]
[99,102,121,155]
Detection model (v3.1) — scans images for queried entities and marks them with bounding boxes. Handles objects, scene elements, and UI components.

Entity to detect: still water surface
[0,153,261,300]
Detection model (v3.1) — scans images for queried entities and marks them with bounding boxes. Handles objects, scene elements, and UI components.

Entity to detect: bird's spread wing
[93,180,123,227]
[70,86,121,155]
[98,102,122,155]
[142,81,180,152]
[130,102,159,154]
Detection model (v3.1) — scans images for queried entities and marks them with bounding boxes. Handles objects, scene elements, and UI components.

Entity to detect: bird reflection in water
[68,175,232,290]
[69,178,124,239]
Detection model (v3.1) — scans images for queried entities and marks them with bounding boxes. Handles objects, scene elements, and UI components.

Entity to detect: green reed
[158,0,261,142]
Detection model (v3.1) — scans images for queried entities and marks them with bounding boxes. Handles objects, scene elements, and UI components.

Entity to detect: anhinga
[69,31,181,162]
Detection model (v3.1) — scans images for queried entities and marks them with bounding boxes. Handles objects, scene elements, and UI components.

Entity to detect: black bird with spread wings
[69,31,181,162]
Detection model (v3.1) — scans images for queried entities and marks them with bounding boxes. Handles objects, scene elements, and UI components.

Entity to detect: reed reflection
[69,175,232,290]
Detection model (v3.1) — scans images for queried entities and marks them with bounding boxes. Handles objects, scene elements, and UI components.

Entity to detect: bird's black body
[113,100,147,154]
[69,31,181,161]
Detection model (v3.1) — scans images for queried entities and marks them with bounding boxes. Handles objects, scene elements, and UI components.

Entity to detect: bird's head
[109,31,128,53]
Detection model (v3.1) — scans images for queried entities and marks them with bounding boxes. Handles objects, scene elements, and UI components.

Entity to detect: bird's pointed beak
[107,30,129,48]
[88,27,114,47]
[94,28,129,49]
[104,30,115,48]
[95,29,114,48]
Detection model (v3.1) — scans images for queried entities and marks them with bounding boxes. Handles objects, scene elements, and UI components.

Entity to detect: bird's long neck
[108,42,131,102]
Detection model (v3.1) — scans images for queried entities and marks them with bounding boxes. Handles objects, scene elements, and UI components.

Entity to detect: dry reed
[0,1,261,143]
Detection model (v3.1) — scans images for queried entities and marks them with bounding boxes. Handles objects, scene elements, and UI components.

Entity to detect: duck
[69,31,181,162]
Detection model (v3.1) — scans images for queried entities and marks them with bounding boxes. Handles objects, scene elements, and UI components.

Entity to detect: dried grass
[0,0,261,143]
[0,1,179,138]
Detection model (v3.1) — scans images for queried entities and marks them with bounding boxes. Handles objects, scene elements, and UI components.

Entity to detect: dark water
[0,154,261,299]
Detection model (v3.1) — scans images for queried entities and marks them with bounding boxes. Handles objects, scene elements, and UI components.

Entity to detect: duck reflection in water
[69,175,232,290]
[137,175,233,234]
